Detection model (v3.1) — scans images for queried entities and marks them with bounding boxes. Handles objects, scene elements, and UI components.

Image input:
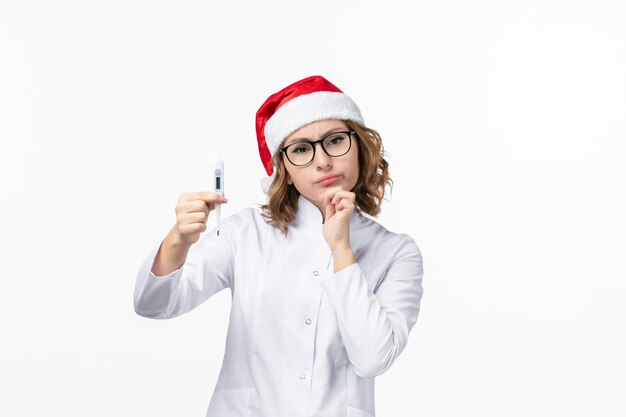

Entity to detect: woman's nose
[313,142,332,168]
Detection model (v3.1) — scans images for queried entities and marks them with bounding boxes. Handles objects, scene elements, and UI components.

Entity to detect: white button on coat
[134,195,424,417]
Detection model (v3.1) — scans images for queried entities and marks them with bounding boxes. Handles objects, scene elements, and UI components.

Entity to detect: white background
[1,0,625,416]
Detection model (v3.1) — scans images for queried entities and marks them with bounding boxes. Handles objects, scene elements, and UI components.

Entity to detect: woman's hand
[320,187,357,272]
[175,191,228,246]
[320,186,356,252]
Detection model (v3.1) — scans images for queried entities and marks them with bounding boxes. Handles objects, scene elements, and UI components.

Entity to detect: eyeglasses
[280,130,356,166]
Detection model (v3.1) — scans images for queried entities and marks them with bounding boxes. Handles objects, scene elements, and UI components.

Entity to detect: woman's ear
[287,174,292,185]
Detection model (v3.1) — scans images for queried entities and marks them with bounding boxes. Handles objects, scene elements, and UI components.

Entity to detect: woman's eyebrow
[286,127,346,145]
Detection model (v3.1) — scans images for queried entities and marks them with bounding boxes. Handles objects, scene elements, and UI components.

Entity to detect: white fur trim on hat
[264,91,364,155]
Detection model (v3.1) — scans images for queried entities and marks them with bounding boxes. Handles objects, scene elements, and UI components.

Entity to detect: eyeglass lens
[286,132,352,166]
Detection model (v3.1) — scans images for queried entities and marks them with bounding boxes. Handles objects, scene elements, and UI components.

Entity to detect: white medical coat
[134,195,424,417]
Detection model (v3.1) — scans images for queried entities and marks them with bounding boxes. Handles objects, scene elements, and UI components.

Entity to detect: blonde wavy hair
[260,120,392,235]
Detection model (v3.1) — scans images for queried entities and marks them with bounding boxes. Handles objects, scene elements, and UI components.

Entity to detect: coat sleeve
[318,234,424,378]
[133,216,239,320]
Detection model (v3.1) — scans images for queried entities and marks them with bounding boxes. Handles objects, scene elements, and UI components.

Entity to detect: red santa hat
[255,75,365,193]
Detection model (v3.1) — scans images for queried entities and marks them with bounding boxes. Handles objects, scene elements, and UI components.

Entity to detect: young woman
[134,75,424,417]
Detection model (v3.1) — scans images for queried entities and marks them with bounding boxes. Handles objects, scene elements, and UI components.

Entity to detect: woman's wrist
[332,247,356,273]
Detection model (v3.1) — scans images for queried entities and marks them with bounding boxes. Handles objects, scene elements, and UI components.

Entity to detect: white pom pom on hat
[260,173,275,195]
[255,75,365,194]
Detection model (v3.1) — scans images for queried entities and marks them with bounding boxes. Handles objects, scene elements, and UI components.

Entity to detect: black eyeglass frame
[280,130,356,166]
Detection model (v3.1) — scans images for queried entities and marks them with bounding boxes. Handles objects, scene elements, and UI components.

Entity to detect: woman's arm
[151,224,192,277]
[133,215,240,320]
[320,236,424,378]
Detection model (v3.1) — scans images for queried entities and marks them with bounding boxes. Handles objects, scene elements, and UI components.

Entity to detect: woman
[134,75,424,417]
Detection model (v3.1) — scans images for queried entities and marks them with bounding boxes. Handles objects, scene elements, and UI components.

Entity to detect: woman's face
[281,119,360,213]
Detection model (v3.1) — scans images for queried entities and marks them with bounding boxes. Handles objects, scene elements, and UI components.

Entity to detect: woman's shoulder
[356,212,421,255]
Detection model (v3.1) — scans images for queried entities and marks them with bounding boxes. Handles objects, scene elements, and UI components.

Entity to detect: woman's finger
[324,200,335,220]
[331,191,355,205]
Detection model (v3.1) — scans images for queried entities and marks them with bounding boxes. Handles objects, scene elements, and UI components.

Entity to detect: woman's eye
[292,146,309,154]
[329,136,344,145]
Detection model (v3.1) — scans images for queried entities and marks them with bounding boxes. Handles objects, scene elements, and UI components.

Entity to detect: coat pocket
[205,387,253,417]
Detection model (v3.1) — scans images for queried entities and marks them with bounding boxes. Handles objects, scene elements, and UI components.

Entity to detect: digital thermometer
[210,158,224,235]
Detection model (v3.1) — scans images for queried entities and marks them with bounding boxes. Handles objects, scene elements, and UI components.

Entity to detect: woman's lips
[317,175,341,186]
